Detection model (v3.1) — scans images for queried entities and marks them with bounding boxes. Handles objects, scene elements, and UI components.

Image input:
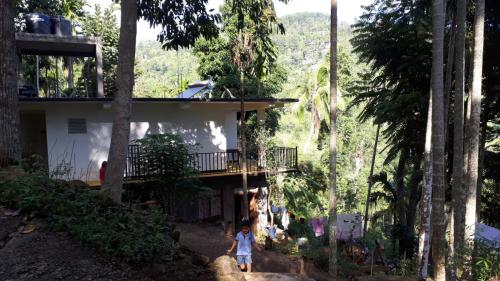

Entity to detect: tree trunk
[363,123,380,236]
[102,0,137,204]
[0,0,22,167]
[475,119,487,219]
[240,67,249,220]
[430,0,446,280]
[463,0,485,278]
[405,153,423,259]
[450,0,467,279]
[418,92,433,280]
[328,0,338,277]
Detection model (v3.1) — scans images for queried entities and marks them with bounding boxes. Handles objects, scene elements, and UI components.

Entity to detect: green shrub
[0,173,177,265]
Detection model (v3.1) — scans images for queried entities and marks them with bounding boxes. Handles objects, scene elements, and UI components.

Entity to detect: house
[19,96,298,231]
[15,30,298,232]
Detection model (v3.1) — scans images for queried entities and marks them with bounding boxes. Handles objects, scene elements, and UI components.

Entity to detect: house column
[223,184,235,236]
[95,38,104,97]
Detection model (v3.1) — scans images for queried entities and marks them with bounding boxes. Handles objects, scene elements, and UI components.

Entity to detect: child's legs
[237,255,252,272]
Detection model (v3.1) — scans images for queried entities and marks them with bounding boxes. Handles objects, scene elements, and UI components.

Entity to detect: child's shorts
[236,255,252,265]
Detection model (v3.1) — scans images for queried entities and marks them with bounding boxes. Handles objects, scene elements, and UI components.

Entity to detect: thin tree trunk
[240,66,249,220]
[450,1,467,279]
[431,0,446,279]
[0,0,22,167]
[475,120,487,219]
[405,153,423,259]
[443,14,456,141]
[102,0,137,204]
[363,123,380,236]
[418,92,433,280]
[463,0,485,278]
[328,0,338,277]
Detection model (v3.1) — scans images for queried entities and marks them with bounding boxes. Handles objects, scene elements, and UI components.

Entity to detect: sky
[85,0,374,42]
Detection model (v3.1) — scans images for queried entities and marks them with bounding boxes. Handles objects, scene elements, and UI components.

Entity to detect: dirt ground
[176,222,334,281]
[0,208,214,281]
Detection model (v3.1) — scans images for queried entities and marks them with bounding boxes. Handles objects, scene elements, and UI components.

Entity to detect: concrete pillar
[67,57,74,91]
[95,38,104,97]
[223,184,235,236]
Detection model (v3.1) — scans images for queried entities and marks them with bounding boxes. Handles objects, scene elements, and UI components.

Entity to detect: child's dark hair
[241,219,250,228]
[101,161,107,168]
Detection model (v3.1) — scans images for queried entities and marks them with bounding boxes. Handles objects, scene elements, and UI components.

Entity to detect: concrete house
[16,30,298,232]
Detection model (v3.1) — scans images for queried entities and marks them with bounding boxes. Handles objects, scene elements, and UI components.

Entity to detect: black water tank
[50,16,72,36]
[25,13,51,34]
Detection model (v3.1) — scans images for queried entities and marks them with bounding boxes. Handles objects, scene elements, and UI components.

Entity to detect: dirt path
[176,222,302,273]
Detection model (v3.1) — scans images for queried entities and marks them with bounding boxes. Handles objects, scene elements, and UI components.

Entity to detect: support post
[95,38,104,97]
[36,55,40,94]
[223,184,235,236]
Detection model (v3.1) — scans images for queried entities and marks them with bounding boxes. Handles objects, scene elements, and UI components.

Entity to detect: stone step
[243,272,314,281]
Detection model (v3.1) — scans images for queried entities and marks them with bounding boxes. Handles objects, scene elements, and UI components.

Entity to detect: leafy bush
[133,134,204,212]
[0,173,177,265]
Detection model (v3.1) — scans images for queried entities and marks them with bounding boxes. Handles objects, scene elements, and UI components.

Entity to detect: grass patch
[0,172,177,265]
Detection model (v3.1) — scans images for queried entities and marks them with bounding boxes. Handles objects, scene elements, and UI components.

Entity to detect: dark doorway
[20,110,48,166]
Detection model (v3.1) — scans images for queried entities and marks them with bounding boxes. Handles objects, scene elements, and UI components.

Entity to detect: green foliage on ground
[0,173,177,265]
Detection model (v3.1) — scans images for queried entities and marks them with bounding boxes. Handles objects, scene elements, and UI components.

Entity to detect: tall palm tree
[418,93,433,280]
[430,0,446,280]
[295,64,330,152]
[328,0,338,277]
[0,0,21,167]
[451,0,467,279]
[463,0,485,278]
[101,0,137,203]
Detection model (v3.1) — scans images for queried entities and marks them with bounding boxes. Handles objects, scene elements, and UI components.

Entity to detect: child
[226,219,259,272]
[99,161,107,185]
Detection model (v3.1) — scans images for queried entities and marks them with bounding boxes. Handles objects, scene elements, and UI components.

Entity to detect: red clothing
[99,167,106,184]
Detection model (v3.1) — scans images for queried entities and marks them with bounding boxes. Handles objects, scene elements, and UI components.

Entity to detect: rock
[243,273,315,281]
[212,256,245,281]
[192,254,210,266]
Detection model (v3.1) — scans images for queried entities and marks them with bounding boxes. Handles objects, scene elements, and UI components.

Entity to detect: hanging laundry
[281,207,289,230]
[310,217,327,237]
[271,205,280,214]
[265,225,277,239]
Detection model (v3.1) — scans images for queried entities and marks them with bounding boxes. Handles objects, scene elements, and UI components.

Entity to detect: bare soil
[0,208,215,281]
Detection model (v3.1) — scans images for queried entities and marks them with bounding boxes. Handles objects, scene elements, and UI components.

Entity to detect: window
[68,118,87,134]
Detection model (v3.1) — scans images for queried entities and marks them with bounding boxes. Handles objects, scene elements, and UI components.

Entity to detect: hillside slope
[134,12,347,98]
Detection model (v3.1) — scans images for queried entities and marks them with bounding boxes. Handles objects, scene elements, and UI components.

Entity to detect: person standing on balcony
[99,161,107,186]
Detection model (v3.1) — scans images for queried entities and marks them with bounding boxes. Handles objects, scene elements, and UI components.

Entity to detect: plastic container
[25,13,51,34]
[50,16,72,36]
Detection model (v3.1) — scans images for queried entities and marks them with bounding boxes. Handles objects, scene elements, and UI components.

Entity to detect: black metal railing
[125,145,298,179]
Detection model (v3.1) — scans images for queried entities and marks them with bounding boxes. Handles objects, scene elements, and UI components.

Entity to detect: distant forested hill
[134,12,350,97]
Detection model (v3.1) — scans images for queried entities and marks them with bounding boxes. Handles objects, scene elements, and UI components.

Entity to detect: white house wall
[40,102,239,182]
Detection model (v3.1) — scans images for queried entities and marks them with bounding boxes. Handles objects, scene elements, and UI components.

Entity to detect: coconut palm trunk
[328,0,338,277]
[463,0,485,278]
[430,0,446,280]
[451,0,467,279]
[240,68,249,219]
[0,0,22,167]
[102,0,137,203]
[418,92,433,280]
